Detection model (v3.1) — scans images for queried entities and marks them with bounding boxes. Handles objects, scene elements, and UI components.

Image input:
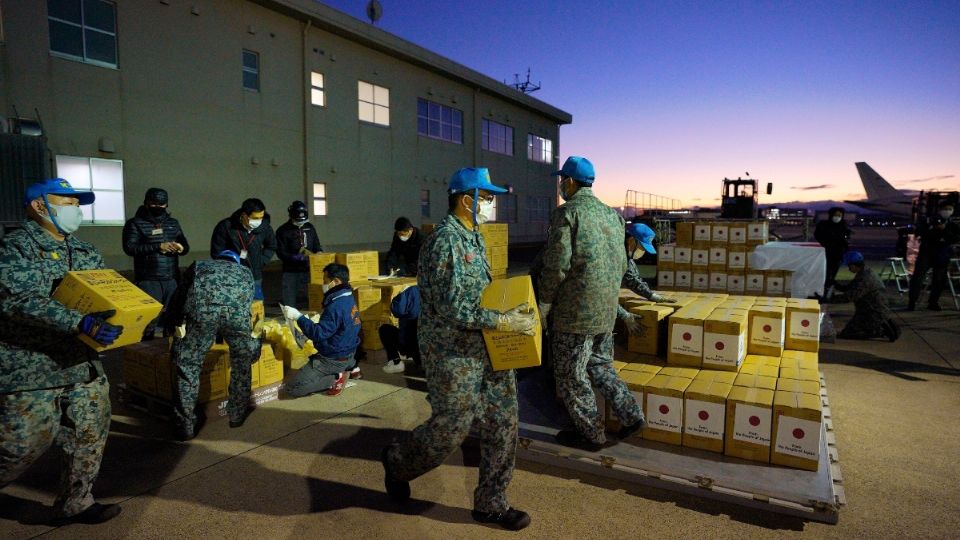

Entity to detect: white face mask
[247,218,263,230]
[475,199,495,225]
[293,219,308,227]
[940,210,953,219]
[45,202,84,234]
[632,249,645,260]
[322,281,333,293]
[398,233,412,242]
[831,216,842,223]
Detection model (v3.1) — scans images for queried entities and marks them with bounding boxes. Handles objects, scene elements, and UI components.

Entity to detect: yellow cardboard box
[711,223,729,244]
[659,245,675,263]
[478,223,509,247]
[674,269,692,290]
[307,283,326,311]
[727,248,748,270]
[675,223,694,246]
[52,270,163,351]
[733,372,778,391]
[642,374,695,445]
[360,320,383,350]
[480,276,542,371]
[728,222,747,245]
[659,366,700,379]
[251,300,265,327]
[709,246,727,270]
[785,299,820,352]
[487,245,508,271]
[683,378,733,452]
[747,221,769,242]
[745,271,765,294]
[781,349,819,370]
[748,304,785,357]
[692,271,710,292]
[257,344,284,386]
[779,366,820,385]
[308,252,338,283]
[336,251,380,281]
[726,272,746,294]
[674,246,692,265]
[776,378,821,395]
[692,248,709,268]
[627,304,675,357]
[668,306,712,367]
[657,269,675,290]
[764,270,786,297]
[739,363,779,378]
[709,272,728,292]
[692,369,737,385]
[743,354,781,369]
[694,223,712,244]
[725,385,775,462]
[772,390,823,471]
[121,339,169,396]
[702,308,748,371]
[612,366,662,436]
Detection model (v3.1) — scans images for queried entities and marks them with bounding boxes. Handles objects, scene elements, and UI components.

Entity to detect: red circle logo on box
[793,428,805,439]
[715,341,725,350]
[801,319,810,328]
[683,332,692,341]
[698,410,709,421]
[659,404,670,414]
[749,416,761,426]
[763,324,772,333]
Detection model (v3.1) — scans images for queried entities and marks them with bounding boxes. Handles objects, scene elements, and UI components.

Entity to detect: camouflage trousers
[386,354,518,513]
[0,376,111,517]
[552,331,643,444]
[172,306,261,433]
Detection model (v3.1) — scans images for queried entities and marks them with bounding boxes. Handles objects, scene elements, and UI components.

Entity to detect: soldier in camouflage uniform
[382,168,536,532]
[538,157,645,451]
[0,179,124,525]
[164,250,261,440]
[617,223,675,336]
[835,251,900,341]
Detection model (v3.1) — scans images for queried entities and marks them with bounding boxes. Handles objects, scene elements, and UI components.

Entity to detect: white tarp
[748,242,826,299]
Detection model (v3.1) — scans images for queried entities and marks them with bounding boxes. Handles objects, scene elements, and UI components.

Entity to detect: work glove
[497,303,537,336]
[650,294,676,303]
[624,314,646,337]
[537,302,552,320]
[388,268,400,278]
[292,254,307,262]
[280,304,303,321]
[78,310,124,346]
[175,324,187,339]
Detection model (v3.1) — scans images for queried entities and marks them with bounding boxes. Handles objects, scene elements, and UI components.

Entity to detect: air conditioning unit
[9,117,43,136]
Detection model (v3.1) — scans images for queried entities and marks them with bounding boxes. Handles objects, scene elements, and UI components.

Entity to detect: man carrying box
[281,263,361,397]
[382,168,536,531]
[538,157,646,451]
[0,179,124,525]
[164,250,262,440]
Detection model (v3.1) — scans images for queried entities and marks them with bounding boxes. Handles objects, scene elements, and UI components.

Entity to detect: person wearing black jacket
[210,198,277,300]
[122,187,190,339]
[276,201,322,308]
[385,216,423,277]
[814,206,852,295]
[909,200,960,311]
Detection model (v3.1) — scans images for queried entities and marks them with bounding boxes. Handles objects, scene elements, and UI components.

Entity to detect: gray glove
[624,314,646,337]
[538,302,552,320]
[651,293,676,303]
[497,303,537,336]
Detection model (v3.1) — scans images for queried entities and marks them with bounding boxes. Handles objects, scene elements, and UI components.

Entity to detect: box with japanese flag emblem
[692,271,710,292]
[667,306,712,367]
[785,299,821,352]
[691,248,709,268]
[609,364,663,436]
[745,270,765,294]
[673,268,692,290]
[709,246,727,270]
[764,270,786,297]
[772,390,823,471]
[683,374,735,452]
[747,221,769,242]
[642,373,695,445]
[725,385,775,463]
[748,303,785,357]
[728,222,747,245]
[727,247,748,270]
[708,271,728,292]
[711,223,729,244]
[693,223,711,244]
[674,246,692,265]
[726,272,745,294]
[658,244,675,263]
[701,308,748,371]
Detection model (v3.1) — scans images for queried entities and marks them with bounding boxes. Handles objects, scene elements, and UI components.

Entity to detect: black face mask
[148,206,167,218]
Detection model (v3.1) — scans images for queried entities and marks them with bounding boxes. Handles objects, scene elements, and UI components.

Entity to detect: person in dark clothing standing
[210,198,277,301]
[908,200,960,311]
[814,206,852,295]
[276,201,322,308]
[385,217,423,277]
[379,285,421,374]
[122,188,190,339]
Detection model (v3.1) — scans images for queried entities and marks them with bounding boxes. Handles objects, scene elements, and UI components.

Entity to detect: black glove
[78,310,124,346]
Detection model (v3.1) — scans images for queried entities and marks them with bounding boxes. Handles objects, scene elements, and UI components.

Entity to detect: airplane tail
[855,162,903,200]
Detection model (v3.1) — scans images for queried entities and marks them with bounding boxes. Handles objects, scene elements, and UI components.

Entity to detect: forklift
[720,177,773,219]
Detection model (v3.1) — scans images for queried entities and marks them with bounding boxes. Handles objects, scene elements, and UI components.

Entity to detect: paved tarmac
[2,269,958,539]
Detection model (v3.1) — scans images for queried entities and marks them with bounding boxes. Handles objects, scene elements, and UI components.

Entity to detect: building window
[242,49,259,91]
[482,119,513,156]
[498,194,518,223]
[313,182,327,216]
[358,81,389,126]
[420,189,430,218]
[528,195,552,222]
[417,98,462,144]
[55,155,124,224]
[527,134,553,164]
[311,71,325,106]
[47,0,118,67]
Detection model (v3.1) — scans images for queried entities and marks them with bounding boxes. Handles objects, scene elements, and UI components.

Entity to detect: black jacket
[917,218,960,264]
[814,219,851,258]
[276,221,323,273]
[122,206,190,282]
[385,227,423,276]
[210,209,277,280]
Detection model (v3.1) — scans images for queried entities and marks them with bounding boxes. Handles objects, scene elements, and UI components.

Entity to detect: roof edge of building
[256,0,573,125]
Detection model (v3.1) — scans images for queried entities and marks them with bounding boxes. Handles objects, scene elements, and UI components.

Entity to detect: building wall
[0,0,564,269]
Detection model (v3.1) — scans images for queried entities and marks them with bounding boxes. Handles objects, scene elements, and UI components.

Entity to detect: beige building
[0,0,571,268]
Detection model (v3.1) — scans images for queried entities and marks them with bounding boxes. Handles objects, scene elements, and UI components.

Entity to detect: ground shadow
[818,349,960,380]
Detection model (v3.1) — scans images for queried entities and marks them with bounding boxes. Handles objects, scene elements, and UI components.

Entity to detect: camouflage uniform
[385,213,518,514]
[837,266,895,339]
[539,188,643,444]
[166,260,261,434]
[0,219,111,518]
[616,257,656,320]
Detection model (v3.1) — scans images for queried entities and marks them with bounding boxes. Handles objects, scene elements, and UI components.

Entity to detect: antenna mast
[511,68,541,94]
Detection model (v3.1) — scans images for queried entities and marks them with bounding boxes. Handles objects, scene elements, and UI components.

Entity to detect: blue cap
[842,251,864,265]
[551,156,595,184]
[216,250,243,265]
[626,223,657,254]
[448,167,508,195]
[24,178,95,206]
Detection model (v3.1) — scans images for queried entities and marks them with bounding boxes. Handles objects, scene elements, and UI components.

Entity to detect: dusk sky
[319,0,960,208]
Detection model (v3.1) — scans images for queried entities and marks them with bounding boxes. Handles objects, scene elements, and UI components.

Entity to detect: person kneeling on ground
[380,285,421,374]
[281,263,361,397]
[834,251,900,342]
